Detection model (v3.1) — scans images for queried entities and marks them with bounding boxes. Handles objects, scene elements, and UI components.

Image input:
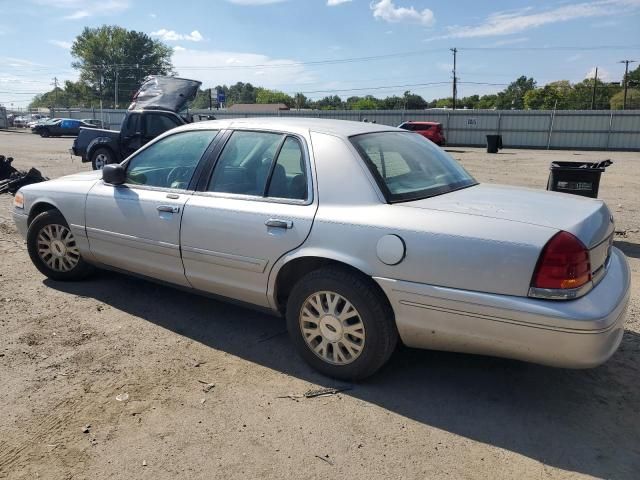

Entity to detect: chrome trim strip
[86,226,180,255]
[398,299,617,334]
[181,245,268,273]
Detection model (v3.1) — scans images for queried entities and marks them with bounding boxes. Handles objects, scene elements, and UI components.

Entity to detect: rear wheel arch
[273,256,392,317]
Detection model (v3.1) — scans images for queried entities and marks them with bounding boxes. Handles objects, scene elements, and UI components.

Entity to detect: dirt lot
[1,130,638,480]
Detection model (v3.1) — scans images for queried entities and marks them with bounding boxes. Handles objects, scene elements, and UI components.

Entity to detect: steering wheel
[166,166,191,188]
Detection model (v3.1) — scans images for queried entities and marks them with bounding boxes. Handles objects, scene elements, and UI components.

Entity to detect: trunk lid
[402,183,614,248]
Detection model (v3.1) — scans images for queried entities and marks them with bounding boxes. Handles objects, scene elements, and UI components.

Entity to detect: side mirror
[102,164,126,185]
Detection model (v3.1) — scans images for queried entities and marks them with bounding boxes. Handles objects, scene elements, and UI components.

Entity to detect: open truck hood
[402,183,614,248]
[128,76,201,113]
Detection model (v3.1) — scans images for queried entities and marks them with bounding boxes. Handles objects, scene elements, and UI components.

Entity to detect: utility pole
[114,68,119,108]
[619,59,637,110]
[451,48,458,110]
[51,77,59,108]
[591,67,598,110]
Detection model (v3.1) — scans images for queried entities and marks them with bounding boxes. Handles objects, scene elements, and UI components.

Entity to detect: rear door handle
[157,205,180,213]
[265,218,293,229]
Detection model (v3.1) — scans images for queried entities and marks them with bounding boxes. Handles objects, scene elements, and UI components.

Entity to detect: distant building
[227,103,290,113]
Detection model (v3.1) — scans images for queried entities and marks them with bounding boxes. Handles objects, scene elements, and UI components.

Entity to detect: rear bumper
[374,247,630,368]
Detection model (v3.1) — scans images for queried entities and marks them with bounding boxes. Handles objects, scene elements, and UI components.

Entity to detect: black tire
[286,267,398,381]
[91,147,113,170]
[27,210,94,281]
[39,129,50,138]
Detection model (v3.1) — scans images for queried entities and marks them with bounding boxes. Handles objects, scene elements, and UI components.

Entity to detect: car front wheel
[286,267,398,381]
[91,148,113,170]
[27,210,94,281]
[39,129,50,138]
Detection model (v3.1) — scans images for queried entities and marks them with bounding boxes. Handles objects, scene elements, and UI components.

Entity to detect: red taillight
[532,231,591,290]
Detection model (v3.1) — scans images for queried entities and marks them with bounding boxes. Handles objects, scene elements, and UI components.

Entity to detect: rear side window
[145,114,181,138]
[208,131,308,201]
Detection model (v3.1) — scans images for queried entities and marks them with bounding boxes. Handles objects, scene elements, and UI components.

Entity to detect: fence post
[446,112,451,143]
[605,111,614,150]
[497,112,502,135]
[546,110,555,150]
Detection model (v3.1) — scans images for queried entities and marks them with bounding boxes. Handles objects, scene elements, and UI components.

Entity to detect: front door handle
[265,218,293,229]
[157,205,180,213]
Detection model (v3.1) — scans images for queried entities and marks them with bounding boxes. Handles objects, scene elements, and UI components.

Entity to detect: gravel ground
[0,130,638,480]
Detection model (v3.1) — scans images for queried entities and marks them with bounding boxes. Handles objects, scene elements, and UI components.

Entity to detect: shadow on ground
[46,271,640,479]
[615,240,640,260]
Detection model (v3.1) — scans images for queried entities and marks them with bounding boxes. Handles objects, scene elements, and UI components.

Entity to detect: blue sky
[1,0,639,107]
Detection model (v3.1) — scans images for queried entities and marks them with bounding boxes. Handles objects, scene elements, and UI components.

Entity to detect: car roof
[178,117,401,138]
[404,121,441,125]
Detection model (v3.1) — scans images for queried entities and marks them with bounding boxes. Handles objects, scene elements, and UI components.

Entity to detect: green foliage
[610,89,640,109]
[70,25,174,108]
[30,80,99,109]
[255,88,294,107]
[495,76,536,109]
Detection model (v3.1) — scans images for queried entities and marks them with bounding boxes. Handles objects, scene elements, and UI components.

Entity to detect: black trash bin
[546,160,612,198]
[486,134,502,153]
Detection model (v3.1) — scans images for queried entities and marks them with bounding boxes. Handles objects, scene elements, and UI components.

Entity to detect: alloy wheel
[299,291,366,365]
[36,224,80,272]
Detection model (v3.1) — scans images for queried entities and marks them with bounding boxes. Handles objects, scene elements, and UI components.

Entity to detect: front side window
[351,132,476,202]
[125,130,218,189]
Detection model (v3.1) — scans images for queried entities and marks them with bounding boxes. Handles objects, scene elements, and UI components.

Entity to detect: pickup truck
[71,76,201,169]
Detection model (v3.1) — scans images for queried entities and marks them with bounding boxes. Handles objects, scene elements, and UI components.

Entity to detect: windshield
[350,131,477,202]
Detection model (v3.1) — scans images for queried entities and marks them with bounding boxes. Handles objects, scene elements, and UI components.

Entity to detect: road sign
[217,92,226,104]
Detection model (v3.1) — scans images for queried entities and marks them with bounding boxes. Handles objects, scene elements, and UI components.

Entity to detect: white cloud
[151,29,204,42]
[225,0,287,4]
[31,0,130,19]
[327,0,351,5]
[586,67,612,81]
[371,0,435,26]
[172,48,315,91]
[441,0,640,38]
[48,40,73,50]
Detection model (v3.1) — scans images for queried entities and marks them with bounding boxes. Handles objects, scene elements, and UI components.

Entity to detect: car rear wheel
[39,129,50,138]
[91,148,113,170]
[286,267,398,381]
[27,210,94,281]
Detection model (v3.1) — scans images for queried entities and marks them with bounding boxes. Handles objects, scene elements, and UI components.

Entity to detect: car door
[181,129,317,307]
[85,129,219,286]
[120,113,143,158]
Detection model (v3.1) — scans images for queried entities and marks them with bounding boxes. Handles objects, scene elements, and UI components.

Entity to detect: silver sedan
[12,118,631,380]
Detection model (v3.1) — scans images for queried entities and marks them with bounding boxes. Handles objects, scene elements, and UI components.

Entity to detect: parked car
[12,116,29,128]
[28,117,51,129]
[32,118,97,137]
[398,121,446,146]
[13,118,630,380]
[80,118,106,129]
[72,75,201,170]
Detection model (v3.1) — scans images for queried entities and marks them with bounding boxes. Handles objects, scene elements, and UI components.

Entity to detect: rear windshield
[350,131,476,203]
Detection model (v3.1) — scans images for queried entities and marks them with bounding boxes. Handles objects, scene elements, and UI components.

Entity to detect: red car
[398,121,446,146]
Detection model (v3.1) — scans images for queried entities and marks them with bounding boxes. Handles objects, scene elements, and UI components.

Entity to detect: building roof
[227,103,290,113]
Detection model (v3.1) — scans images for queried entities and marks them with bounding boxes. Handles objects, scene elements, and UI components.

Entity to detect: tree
[476,94,498,109]
[353,96,379,110]
[610,89,640,109]
[403,91,427,109]
[495,76,537,109]
[30,80,98,109]
[71,25,173,108]
[255,88,294,107]
[293,93,308,109]
[314,95,344,110]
